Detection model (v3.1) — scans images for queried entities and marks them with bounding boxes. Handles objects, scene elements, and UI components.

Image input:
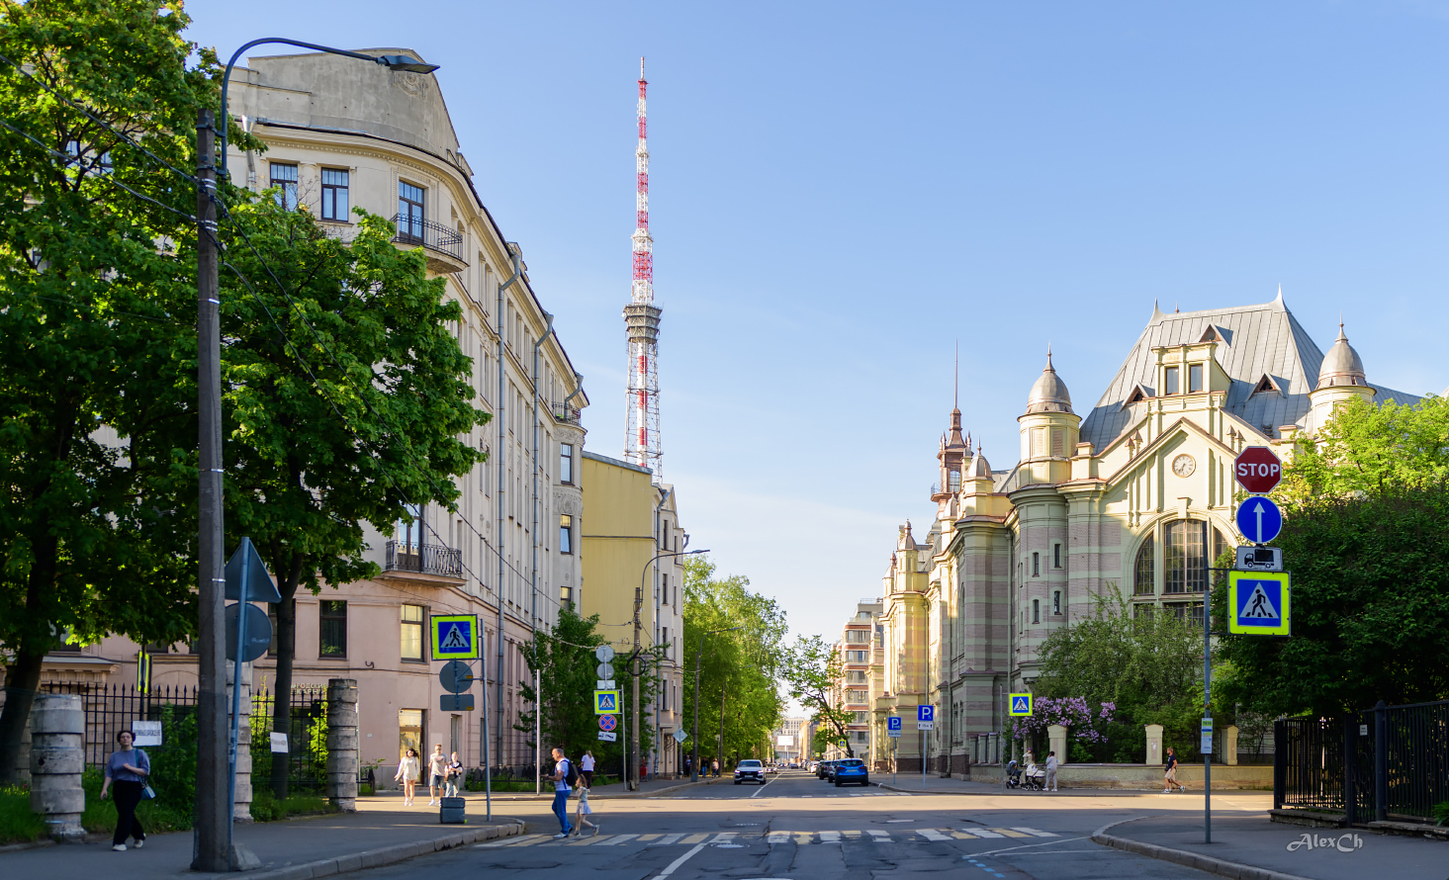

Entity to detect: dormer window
[1250,374,1282,397]
[1198,325,1229,345]
[1188,363,1203,393]
[1164,366,1180,395]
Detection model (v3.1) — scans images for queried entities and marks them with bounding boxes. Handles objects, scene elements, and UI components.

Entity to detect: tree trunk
[270,589,297,799]
[0,535,60,785]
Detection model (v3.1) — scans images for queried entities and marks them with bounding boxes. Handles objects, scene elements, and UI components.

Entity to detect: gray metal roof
[1078,296,1421,451]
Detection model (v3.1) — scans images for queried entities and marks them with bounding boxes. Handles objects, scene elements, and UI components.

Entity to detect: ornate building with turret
[871,294,1423,771]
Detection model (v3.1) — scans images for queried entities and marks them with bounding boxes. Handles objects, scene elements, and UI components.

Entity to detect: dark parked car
[833,758,869,787]
[734,759,766,785]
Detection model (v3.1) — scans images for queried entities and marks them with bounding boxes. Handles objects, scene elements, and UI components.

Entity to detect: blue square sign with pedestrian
[1228,571,1291,636]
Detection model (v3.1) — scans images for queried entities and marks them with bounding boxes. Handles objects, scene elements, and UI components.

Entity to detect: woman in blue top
[99,730,151,852]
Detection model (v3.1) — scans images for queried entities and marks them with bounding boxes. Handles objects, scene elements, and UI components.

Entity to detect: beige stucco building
[30,49,590,780]
[579,452,689,778]
[865,295,1422,773]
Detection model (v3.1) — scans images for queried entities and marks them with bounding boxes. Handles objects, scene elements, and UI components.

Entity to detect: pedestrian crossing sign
[430,614,480,659]
[594,690,621,715]
[1009,693,1033,717]
[1228,572,1291,636]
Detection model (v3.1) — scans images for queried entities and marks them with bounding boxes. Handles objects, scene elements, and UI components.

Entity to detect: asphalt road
[343,770,1240,879]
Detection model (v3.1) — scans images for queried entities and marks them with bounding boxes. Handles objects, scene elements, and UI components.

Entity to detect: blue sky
[185,1,1448,647]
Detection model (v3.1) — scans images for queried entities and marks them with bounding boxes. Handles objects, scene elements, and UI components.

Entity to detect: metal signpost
[917,705,935,789]
[222,538,279,851]
[887,716,901,787]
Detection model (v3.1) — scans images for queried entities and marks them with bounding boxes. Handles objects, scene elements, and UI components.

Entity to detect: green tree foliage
[215,201,487,797]
[516,609,638,776]
[0,0,221,782]
[682,557,787,768]
[1217,396,1449,718]
[1034,592,1219,762]
[782,635,857,757]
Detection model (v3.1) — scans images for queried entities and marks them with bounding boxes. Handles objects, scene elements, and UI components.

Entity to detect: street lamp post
[194,39,439,872]
[691,624,744,782]
[629,548,707,791]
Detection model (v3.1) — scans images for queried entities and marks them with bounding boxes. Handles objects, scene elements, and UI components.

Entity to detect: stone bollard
[29,694,86,842]
[227,661,254,823]
[16,710,32,785]
[1225,725,1240,766]
[1145,723,1164,769]
[326,679,359,812]
[1047,725,1067,765]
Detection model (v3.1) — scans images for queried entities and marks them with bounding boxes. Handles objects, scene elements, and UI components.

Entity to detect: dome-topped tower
[1317,323,1368,389]
[1018,346,1082,486]
[1026,349,1074,414]
[1308,319,1376,433]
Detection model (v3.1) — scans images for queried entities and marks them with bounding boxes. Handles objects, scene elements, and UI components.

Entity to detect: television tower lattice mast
[624,57,662,475]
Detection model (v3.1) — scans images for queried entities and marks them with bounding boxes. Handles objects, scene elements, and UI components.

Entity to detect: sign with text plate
[439,693,474,712]
[887,716,902,738]
[597,731,617,742]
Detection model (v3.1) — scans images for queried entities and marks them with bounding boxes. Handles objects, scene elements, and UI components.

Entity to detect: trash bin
[439,796,466,824]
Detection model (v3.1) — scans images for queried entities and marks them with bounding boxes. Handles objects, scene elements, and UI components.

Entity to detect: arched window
[1164,520,1208,594]
[1134,536,1155,596]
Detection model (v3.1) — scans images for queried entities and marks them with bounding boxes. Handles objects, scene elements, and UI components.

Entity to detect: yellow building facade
[579,452,689,778]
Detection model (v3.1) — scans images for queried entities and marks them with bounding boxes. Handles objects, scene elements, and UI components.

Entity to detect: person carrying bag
[99,730,151,852]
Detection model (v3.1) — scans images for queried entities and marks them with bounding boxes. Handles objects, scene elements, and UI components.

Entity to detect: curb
[1091,816,1313,880]
[242,819,525,880]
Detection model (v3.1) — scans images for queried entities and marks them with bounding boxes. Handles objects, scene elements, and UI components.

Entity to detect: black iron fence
[39,681,334,792]
[390,213,463,261]
[1275,698,1448,823]
[385,539,462,578]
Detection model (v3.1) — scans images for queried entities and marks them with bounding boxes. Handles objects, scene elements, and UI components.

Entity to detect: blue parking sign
[887,716,902,731]
[917,705,934,723]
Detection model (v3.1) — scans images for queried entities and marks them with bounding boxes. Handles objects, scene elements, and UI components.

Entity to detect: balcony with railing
[391,214,467,273]
[382,540,464,586]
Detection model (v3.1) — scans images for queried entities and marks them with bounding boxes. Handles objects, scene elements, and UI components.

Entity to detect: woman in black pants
[99,730,151,852]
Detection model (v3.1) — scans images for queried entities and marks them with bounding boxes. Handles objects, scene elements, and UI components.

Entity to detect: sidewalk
[0,797,523,880]
[1095,814,1449,880]
[876,772,1161,796]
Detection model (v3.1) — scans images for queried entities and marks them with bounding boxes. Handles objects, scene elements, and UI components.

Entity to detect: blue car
[833,758,869,787]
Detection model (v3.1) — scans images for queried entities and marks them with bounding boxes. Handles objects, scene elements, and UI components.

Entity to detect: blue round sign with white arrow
[1235,496,1283,545]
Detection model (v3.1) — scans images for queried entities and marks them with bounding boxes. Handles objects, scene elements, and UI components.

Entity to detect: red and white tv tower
[624,57,662,475]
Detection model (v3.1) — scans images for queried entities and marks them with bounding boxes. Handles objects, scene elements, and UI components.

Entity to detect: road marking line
[598,834,638,846]
[971,835,1090,859]
[712,832,738,843]
[819,831,842,843]
[749,775,776,798]
[965,828,1004,838]
[565,835,604,845]
[652,833,684,846]
[657,842,707,876]
[867,830,891,840]
[951,831,978,839]
[793,832,812,845]
[989,828,1030,838]
[680,833,708,844]
[842,830,862,839]
[1011,827,1059,837]
[475,834,545,848]
[920,829,951,841]
[766,831,790,844]
[637,833,662,841]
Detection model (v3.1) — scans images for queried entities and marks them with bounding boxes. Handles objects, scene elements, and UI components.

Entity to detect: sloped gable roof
[1079,297,1421,450]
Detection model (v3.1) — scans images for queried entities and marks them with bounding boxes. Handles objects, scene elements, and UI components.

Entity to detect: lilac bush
[1011,697,1115,744]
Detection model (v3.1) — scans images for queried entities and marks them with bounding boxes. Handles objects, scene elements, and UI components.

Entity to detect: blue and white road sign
[1228,571,1291,636]
[430,615,479,660]
[887,716,902,738]
[1009,693,1033,717]
[917,705,935,722]
[1235,496,1283,545]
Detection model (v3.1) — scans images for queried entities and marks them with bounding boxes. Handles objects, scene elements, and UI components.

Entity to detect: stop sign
[1234,446,1282,494]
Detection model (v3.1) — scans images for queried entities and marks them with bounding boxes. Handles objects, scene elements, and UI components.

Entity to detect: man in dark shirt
[1164,747,1186,793]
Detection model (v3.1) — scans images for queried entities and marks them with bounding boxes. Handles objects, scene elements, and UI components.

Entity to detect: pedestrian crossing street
[478,826,1059,849]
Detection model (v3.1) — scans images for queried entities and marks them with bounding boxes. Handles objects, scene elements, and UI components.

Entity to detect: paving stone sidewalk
[1096,814,1449,880]
[0,799,523,880]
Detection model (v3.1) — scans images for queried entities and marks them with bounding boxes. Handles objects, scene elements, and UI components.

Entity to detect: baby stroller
[1022,762,1047,791]
[1005,760,1023,790]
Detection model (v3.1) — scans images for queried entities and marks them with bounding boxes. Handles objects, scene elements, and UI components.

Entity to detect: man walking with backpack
[549,747,575,838]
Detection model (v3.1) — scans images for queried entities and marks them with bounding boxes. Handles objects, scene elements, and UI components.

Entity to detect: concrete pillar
[1145,723,1163,767]
[326,679,359,812]
[1225,725,1240,766]
[1047,725,1067,765]
[29,694,85,842]
[227,661,253,823]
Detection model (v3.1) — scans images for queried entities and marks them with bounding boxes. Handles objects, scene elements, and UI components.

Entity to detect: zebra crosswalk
[477,827,1059,850]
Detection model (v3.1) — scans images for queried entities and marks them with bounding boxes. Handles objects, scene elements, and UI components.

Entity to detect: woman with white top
[395,748,421,806]
[579,750,596,789]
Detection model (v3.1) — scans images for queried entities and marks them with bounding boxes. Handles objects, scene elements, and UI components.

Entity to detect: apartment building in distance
[35,49,589,779]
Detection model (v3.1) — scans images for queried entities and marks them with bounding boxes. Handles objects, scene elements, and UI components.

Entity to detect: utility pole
[193,108,229,873]
[631,585,641,791]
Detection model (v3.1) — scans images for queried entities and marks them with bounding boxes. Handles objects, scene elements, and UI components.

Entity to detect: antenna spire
[954,339,959,410]
[624,58,662,475]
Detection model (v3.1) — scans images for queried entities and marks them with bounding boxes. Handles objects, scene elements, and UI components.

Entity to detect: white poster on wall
[270,732,289,753]
[132,720,162,747]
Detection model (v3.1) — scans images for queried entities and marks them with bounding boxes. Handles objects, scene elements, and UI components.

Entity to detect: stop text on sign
[1234,446,1283,494]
